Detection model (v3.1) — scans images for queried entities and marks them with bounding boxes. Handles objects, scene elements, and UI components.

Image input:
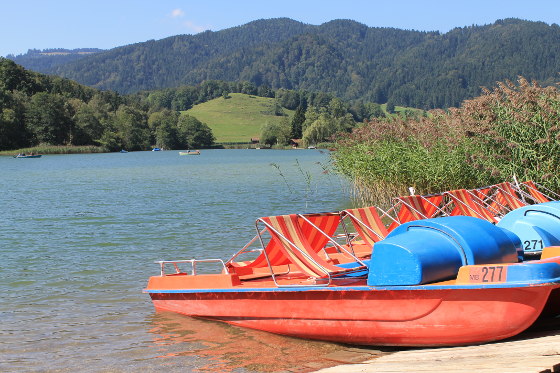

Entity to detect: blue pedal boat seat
[367,216,521,286]
[497,201,560,256]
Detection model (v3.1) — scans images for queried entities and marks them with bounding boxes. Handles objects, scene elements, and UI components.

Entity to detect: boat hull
[148,285,554,346]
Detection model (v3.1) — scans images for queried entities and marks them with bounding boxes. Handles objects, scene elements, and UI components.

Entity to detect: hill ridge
[8,17,560,109]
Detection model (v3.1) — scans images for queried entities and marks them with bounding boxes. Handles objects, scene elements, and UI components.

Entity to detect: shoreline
[0,146,330,156]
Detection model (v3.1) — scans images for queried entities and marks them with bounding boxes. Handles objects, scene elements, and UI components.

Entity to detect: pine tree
[290,105,306,139]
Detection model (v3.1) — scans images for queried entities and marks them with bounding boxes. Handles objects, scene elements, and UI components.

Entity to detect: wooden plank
[315,326,560,373]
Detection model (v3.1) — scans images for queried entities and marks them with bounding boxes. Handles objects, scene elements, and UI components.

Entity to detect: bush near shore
[333,77,560,207]
[0,145,104,156]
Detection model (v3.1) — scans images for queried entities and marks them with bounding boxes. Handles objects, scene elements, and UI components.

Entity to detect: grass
[0,145,105,156]
[185,93,295,143]
[382,104,425,118]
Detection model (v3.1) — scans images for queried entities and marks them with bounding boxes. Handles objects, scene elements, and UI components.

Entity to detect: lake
[0,149,363,372]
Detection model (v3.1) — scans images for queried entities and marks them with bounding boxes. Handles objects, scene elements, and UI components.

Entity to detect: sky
[2,0,560,57]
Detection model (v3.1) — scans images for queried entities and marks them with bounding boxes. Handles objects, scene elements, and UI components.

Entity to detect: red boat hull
[149,285,553,346]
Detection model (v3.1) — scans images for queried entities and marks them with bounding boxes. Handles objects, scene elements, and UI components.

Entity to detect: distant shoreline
[0,145,105,156]
[0,144,333,156]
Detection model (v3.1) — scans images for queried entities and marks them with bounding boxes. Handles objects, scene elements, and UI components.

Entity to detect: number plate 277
[467,266,507,283]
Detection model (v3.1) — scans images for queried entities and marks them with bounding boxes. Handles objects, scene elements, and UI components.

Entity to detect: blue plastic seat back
[367,216,520,286]
[497,201,560,255]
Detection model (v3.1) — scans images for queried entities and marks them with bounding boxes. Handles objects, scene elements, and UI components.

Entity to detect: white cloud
[183,20,208,33]
[170,8,184,18]
[167,8,209,34]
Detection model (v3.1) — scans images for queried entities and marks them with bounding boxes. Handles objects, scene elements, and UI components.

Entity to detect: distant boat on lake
[179,150,201,155]
[152,148,162,151]
[13,153,42,158]
[119,149,128,153]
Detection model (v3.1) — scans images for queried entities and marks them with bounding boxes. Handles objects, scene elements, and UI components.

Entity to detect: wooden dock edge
[315,327,560,373]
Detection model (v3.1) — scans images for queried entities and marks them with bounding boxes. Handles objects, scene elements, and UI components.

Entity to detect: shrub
[334,77,560,205]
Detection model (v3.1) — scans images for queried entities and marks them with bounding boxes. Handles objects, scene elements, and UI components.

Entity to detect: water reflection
[148,311,360,372]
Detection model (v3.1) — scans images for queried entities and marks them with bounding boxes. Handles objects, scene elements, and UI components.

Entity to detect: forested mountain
[6,48,104,72]
[0,58,215,151]
[11,18,560,109]
[48,18,310,95]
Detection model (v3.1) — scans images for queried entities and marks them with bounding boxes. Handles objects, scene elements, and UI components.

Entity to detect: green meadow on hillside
[185,93,295,143]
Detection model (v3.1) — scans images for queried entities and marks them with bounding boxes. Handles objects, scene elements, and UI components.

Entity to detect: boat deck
[146,246,560,293]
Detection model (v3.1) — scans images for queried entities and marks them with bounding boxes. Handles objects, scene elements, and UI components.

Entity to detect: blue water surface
[0,149,352,372]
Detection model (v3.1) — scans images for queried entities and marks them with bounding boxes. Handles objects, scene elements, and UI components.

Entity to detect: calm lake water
[0,149,359,372]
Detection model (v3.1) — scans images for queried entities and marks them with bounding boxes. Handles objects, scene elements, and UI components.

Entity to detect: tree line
[20,18,560,110]
[7,48,104,72]
[259,97,367,147]
[0,58,215,151]
[1,58,392,151]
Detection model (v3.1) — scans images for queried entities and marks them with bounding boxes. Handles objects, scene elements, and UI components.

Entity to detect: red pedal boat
[145,216,560,346]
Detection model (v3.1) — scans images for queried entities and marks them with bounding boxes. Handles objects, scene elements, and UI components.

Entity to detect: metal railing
[156,258,228,276]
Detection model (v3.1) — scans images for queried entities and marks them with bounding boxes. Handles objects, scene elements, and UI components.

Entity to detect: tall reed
[334,77,560,205]
[0,145,105,155]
